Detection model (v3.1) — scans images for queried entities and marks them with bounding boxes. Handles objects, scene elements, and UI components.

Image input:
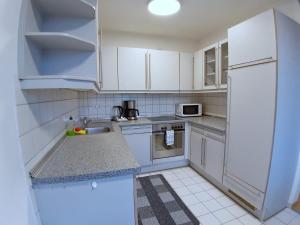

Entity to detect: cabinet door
[124,133,152,166]
[226,62,276,192]
[218,40,228,89]
[149,50,179,91]
[228,9,277,67]
[101,47,118,90]
[194,50,203,90]
[190,128,205,170]
[204,134,225,183]
[180,52,194,91]
[118,47,148,91]
[203,44,218,90]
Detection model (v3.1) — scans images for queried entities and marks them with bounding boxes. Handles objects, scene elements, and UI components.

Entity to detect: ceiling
[101,0,289,40]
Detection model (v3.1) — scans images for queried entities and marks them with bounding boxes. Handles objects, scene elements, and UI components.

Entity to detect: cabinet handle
[145,53,148,90]
[150,135,153,161]
[203,139,207,167]
[201,138,204,166]
[192,56,195,90]
[148,54,151,90]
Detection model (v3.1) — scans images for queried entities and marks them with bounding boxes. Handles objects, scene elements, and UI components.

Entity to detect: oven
[152,122,185,160]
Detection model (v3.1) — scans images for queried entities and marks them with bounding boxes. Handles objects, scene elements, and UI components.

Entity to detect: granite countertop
[186,116,226,133]
[31,123,140,186]
[31,115,225,186]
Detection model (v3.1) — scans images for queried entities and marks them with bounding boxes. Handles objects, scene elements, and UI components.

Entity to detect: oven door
[152,130,184,160]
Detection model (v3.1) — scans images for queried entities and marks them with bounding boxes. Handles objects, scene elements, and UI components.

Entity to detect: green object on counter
[66,130,76,137]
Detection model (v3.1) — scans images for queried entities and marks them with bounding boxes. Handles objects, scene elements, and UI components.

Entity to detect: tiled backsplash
[15,88,79,170]
[79,92,227,119]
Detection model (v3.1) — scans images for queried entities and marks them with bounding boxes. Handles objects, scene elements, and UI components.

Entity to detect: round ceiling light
[148,0,181,16]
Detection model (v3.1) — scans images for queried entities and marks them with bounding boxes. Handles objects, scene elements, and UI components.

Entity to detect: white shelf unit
[18,0,99,91]
[25,32,95,51]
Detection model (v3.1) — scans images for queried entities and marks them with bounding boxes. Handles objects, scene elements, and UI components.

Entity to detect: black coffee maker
[124,100,139,120]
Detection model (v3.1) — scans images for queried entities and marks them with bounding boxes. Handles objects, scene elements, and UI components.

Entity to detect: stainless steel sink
[84,122,114,135]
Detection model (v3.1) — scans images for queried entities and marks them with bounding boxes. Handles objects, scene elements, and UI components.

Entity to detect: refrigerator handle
[224,75,232,170]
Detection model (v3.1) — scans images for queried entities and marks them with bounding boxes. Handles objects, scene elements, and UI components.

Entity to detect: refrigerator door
[225,62,276,193]
[228,9,277,67]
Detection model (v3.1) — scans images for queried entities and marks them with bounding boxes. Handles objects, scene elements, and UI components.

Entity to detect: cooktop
[147,116,183,122]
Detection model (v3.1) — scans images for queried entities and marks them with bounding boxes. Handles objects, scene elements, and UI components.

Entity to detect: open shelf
[25,32,95,51]
[32,0,95,19]
[19,75,99,91]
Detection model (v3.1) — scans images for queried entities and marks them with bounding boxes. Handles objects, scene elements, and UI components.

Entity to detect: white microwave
[176,104,202,117]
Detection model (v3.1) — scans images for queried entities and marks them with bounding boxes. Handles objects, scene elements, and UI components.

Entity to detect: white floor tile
[224,219,243,225]
[174,186,191,197]
[181,177,196,186]
[174,171,190,179]
[264,217,285,225]
[181,195,200,206]
[163,173,178,182]
[215,196,235,207]
[187,184,204,194]
[283,208,299,218]
[195,192,214,202]
[226,205,247,218]
[189,203,210,216]
[238,214,262,225]
[275,209,297,224]
[191,176,207,184]
[289,215,300,225]
[200,182,215,191]
[168,180,185,188]
[207,189,225,199]
[213,208,235,224]
[185,170,200,177]
[202,199,223,212]
[198,214,221,225]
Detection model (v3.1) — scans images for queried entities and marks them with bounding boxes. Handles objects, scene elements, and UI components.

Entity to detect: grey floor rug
[137,174,200,225]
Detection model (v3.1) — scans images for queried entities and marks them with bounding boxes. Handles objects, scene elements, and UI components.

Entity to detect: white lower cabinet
[122,126,152,167]
[204,133,225,183]
[34,175,136,225]
[190,126,225,184]
[190,128,205,170]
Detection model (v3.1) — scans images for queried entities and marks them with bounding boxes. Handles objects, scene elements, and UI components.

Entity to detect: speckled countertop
[30,123,140,186]
[186,116,226,133]
[31,115,226,186]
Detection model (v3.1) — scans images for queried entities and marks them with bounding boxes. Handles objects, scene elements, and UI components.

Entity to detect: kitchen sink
[84,122,114,135]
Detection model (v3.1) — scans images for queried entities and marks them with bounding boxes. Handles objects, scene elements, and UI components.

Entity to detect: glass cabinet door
[219,41,228,88]
[203,45,218,89]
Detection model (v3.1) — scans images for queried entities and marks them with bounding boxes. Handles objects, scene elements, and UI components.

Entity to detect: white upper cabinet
[179,52,194,91]
[203,43,219,90]
[228,9,277,67]
[148,50,179,91]
[194,50,203,90]
[101,47,118,91]
[218,39,228,89]
[118,47,148,91]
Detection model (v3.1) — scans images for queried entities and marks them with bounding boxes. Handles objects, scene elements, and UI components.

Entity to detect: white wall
[196,0,300,50]
[0,0,40,225]
[102,30,199,52]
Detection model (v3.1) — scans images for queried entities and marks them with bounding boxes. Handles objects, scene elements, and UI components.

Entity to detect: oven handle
[152,129,185,134]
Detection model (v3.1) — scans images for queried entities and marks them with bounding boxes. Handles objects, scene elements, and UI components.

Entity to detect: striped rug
[137,174,199,225]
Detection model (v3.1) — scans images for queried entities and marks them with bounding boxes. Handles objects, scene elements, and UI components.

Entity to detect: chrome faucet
[81,117,91,128]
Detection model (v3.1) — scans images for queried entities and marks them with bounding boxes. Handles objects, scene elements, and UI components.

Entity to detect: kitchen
[1,0,300,225]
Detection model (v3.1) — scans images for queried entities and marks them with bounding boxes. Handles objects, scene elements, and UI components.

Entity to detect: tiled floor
[137,167,300,225]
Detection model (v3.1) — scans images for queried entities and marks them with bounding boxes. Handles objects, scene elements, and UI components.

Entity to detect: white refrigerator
[224,9,300,220]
